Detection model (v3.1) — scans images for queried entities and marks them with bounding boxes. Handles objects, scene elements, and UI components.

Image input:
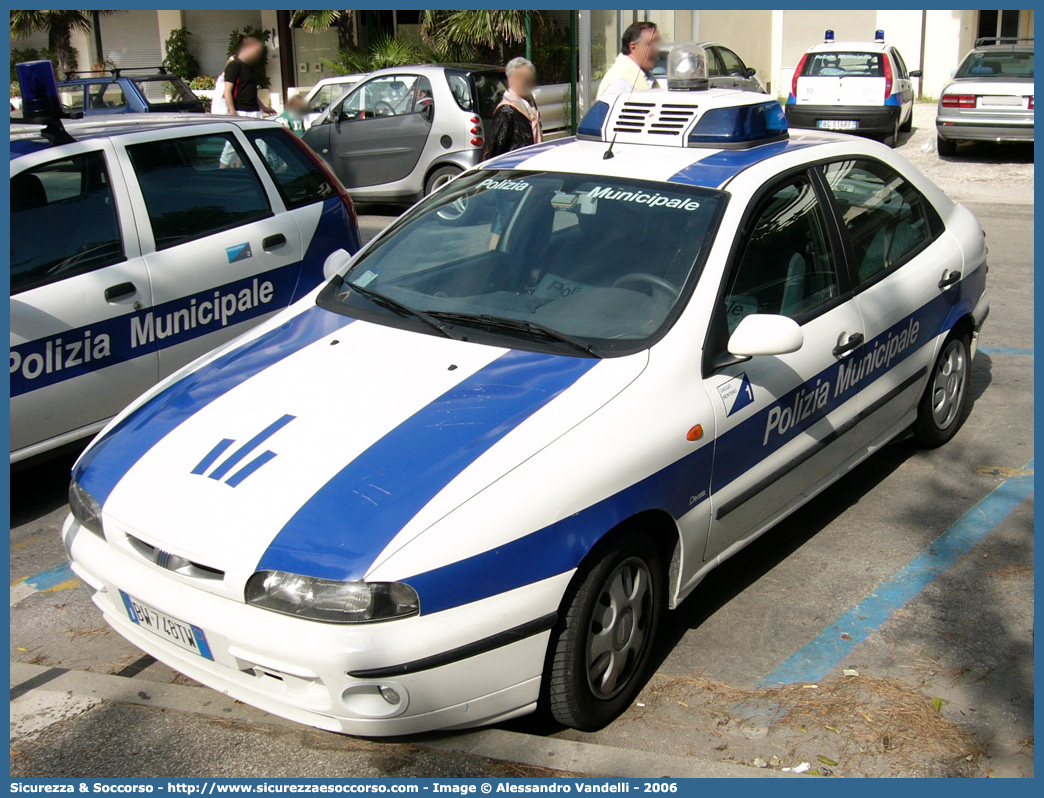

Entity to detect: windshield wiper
[341,280,451,338]
[426,312,599,357]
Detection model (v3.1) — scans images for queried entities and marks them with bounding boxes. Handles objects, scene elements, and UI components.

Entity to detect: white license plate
[120,590,213,659]
[980,95,1022,107]
[818,119,858,130]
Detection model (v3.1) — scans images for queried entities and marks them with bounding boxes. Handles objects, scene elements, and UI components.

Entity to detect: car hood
[74,306,646,590]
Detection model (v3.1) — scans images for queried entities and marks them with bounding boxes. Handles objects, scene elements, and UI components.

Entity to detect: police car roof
[806,41,891,53]
[10,114,281,156]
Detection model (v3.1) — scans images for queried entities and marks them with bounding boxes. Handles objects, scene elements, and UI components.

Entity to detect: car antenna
[604,39,653,160]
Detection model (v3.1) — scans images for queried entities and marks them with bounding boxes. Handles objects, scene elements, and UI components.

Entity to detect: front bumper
[63,515,571,736]
[785,104,899,136]
[936,112,1034,143]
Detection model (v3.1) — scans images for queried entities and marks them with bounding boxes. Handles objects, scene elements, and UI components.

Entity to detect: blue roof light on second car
[824,29,835,43]
[875,29,886,43]
[687,101,789,149]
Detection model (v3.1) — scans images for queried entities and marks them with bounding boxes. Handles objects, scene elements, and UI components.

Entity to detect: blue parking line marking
[24,562,75,590]
[759,458,1034,687]
[978,346,1033,356]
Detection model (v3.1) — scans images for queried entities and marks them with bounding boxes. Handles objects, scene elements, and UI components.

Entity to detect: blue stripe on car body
[256,349,599,581]
[74,306,353,505]
[482,139,573,170]
[290,196,361,304]
[668,139,824,189]
[404,272,985,613]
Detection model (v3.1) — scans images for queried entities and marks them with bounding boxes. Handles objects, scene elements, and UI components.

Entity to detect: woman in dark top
[482,57,543,160]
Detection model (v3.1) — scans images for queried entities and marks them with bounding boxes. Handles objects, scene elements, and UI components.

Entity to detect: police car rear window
[320,169,726,357]
[246,128,336,210]
[802,52,885,78]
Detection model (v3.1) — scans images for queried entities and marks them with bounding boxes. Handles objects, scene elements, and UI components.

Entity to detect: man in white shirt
[597,21,663,100]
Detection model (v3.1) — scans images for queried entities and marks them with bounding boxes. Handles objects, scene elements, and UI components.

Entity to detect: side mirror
[322,248,354,282]
[746,67,757,78]
[727,314,803,358]
[909,69,923,78]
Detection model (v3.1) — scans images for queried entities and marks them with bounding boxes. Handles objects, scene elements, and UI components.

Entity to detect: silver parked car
[936,37,1034,156]
[654,42,767,93]
[302,64,507,202]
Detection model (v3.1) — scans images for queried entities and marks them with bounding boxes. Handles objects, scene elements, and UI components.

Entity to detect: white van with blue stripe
[64,46,988,736]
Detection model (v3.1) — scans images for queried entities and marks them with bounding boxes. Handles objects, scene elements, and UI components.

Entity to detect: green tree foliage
[162,27,200,81]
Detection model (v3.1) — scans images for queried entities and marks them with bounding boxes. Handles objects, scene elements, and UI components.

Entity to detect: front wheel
[913,332,970,448]
[545,533,664,731]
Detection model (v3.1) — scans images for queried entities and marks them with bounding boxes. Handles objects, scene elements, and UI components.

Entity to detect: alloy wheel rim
[931,339,967,430]
[585,556,653,700]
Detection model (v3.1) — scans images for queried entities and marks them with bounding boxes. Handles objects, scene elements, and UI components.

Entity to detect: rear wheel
[899,107,913,133]
[937,135,958,157]
[545,532,664,731]
[913,332,970,448]
[424,165,462,197]
[884,114,901,147]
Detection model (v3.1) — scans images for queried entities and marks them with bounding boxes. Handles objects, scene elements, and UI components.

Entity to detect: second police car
[11,61,361,464]
[786,29,920,146]
[64,45,988,735]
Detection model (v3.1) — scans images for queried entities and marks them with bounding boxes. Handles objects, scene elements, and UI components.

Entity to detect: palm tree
[421,10,549,61]
[9,10,114,73]
[292,9,355,49]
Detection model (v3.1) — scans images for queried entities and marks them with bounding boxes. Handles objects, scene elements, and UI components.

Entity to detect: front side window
[340,75,432,121]
[127,133,271,250]
[319,170,725,356]
[11,151,124,294]
[723,175,838,333]
[246,128,336,209]
[803,52,884,78]
[821,159,937,282]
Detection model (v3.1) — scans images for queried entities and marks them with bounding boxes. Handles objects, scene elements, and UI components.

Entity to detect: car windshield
[319,170,725,357]
[955,50,1034,79]
[133,77,196,104]
[802,52,884,78]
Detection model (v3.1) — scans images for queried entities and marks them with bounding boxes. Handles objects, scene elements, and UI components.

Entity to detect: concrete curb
[10,661,796,779]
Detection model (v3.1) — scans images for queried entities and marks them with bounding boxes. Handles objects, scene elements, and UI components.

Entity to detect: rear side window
[246,128,337,209]
[821,159,938,283]
[58,84,84,115]
[88,82,127,111]
[127,133,271,250]
[10,151,124,294]
[723,175,838,331]
[802,52,884,78]
[470,71,508,118]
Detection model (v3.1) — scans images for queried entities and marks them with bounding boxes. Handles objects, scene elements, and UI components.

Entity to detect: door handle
[104,282,136,302]
[263,233,287,250]
[832,331,865,358]
[938,269,962,290]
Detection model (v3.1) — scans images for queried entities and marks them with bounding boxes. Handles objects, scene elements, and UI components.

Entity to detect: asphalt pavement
[9,109,1034,778]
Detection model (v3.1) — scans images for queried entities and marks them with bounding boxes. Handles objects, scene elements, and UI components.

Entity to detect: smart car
[11,63,360,465]
[785,30,921,146]
[64,45,987,736]
[302,63,507,201]
[936,37,1034,156]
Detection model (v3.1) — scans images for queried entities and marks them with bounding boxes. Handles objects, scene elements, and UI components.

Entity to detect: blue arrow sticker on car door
[226,243,253,263]
[717,372,755,416]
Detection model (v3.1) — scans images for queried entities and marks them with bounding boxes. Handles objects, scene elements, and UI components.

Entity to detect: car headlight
[69,480,104,537]
[245,570,420,624]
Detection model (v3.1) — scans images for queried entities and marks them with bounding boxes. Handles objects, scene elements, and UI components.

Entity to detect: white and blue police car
[64,45,988,736]
[11,60,361,465]
[786,30,921,146]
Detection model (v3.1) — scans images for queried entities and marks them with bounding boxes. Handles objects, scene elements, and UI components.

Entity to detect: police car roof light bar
[824,29,835,43]
[17,60,74,146]
[875,29,886,43]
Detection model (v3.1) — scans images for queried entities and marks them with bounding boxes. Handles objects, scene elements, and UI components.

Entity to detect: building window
[977,9,1022,40]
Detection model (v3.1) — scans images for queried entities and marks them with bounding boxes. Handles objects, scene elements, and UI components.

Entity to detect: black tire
[937,135,958,157]
[424,165,461,197]
[545,531,664,732]
[884,114,901,147]
[912,331,971,448]
[899,107,913,133]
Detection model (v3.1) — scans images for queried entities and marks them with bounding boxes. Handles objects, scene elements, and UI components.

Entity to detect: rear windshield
[955,50,1034,79]
[802,52,884,78]
[133,77,197,105]
[319,169,725,357]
